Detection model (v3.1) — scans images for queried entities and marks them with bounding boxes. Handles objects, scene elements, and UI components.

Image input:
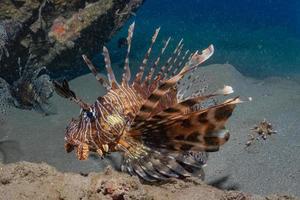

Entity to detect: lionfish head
[65,106,96,142]
[64,103,108,160]
[64,98,125,160]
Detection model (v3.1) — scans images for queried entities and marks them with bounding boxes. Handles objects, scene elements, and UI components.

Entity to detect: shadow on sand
[0,140,22,163]
[208,175,240,191]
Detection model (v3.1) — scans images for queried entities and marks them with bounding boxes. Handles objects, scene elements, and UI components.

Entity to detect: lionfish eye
[86,111,94,119]
[82,108,95,121]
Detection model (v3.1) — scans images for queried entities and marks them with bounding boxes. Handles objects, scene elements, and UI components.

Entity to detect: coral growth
[48,1,114,44]
[49,17,71,44]
[246,119,277,147]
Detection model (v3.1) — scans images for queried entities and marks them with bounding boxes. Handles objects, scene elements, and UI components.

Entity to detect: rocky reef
[0,0,144,112]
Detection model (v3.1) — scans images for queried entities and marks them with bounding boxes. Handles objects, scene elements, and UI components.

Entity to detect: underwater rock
[0,77,12,123]
[0,22,9,61]
[0,0,144,111]
[0,161,298,200]
[0,19,22,61]
[0,77,13,104]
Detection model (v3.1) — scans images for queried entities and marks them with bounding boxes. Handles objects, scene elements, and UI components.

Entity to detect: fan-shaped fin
[82,55,110,90]
[122,22,135,86]
[150,85,234,119]
[129,97,241,152]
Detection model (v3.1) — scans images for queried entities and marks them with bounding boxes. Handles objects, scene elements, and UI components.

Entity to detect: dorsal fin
[133,45,215,122]
[143,37,171,86]
[121,22,135,86]
[82,55,110,90]
[165,43,184,79]
[172,49,190,77]
[133,27,160,84]
[102,46,119,89]
[159,39,183,80]
[187,52,193,61]
[179,44,214,75]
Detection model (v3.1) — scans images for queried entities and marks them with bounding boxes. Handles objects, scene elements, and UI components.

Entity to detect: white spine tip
[248,97,253,101]
[217,85,234,95]
[223,85,234,95]
[102,144,109,152]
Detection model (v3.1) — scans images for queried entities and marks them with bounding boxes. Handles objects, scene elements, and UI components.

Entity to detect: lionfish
[54,23,241,182]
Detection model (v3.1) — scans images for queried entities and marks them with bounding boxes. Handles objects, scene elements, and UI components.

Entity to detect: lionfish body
[54,23,241,181]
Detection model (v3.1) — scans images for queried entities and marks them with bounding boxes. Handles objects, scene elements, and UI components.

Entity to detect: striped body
[64,85,144,159]
[54,23,241,182]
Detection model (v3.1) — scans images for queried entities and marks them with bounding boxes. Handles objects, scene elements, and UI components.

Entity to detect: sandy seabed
[0,64,299,199]
[0,161,298,200]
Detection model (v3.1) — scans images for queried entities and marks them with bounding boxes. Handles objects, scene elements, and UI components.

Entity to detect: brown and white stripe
[134,27,160,84]
[122,22,135,86]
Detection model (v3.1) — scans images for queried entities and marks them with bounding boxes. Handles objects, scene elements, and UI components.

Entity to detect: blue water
[102,0,300,79]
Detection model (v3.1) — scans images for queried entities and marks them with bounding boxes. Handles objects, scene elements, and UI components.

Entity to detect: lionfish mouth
[54,22,242,182]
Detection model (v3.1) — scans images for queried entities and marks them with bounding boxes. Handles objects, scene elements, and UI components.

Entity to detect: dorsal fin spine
[122,22,135,86]
[133,27,160,84]
[82,54,110,90]
[102,46,119,89]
